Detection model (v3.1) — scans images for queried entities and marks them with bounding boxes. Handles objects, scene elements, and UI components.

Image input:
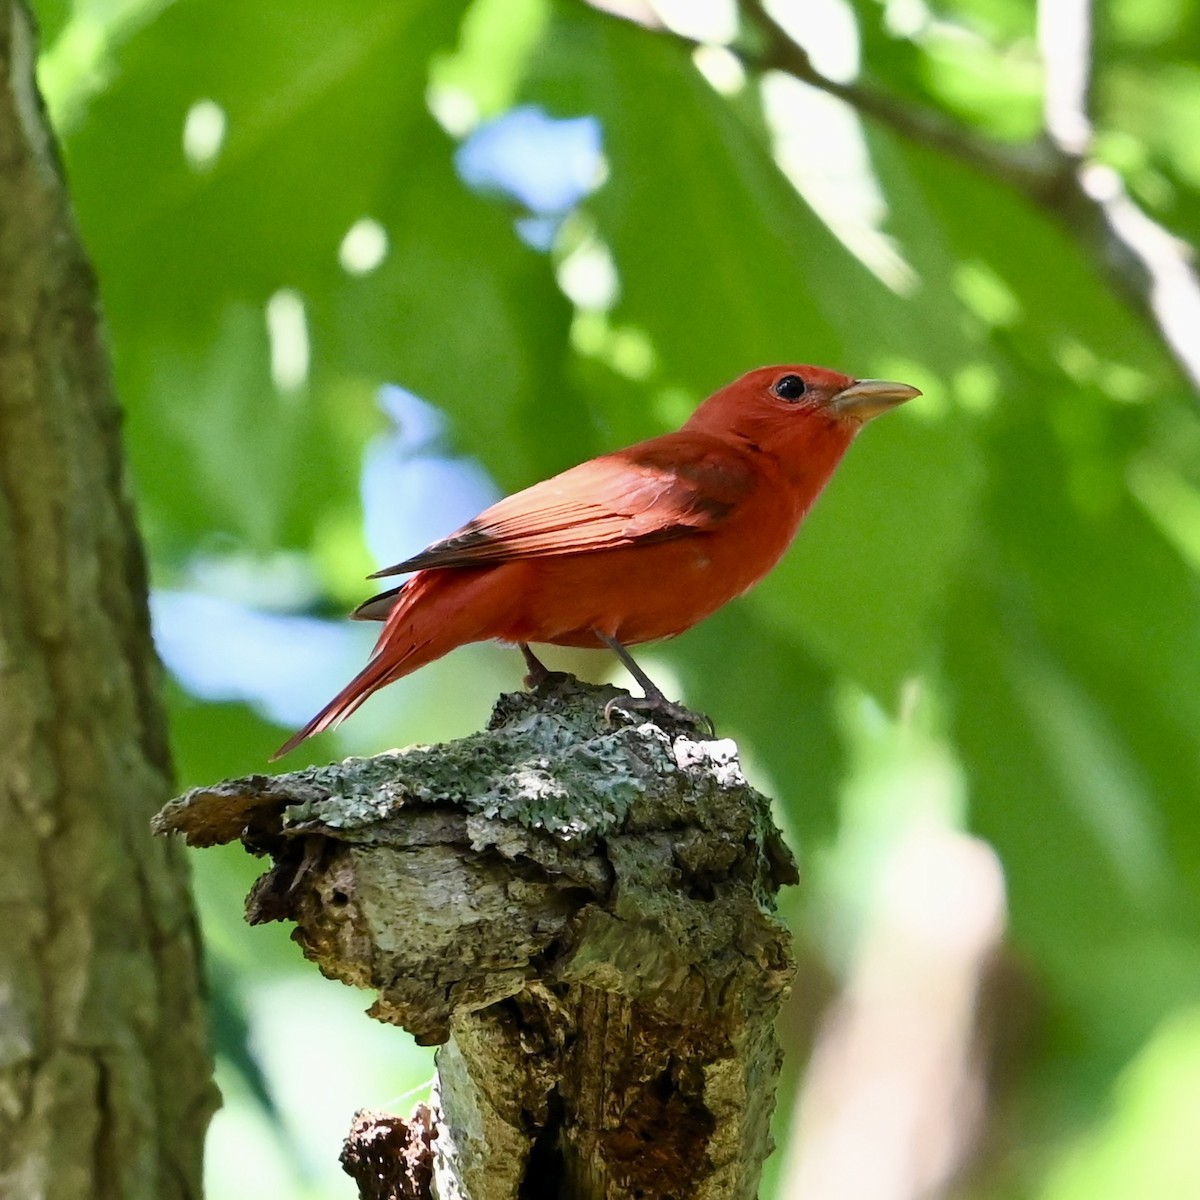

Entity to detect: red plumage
[274,364,918,758]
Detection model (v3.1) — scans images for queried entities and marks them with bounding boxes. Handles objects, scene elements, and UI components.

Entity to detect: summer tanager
[274,364,918,758]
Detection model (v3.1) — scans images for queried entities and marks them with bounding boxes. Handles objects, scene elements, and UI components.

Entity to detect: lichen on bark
[157,677,798,1199]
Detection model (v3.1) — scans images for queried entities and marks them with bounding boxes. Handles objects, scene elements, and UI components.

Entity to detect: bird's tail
[271,647,400,760]
[271,569,502,760]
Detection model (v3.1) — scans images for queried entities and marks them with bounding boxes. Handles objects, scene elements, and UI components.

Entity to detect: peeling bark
[342,1107,436,1200]
[157,680,798,1199]
[0,4,217,1197]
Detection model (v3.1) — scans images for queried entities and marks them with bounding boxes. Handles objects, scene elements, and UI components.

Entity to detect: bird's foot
[520,643,576,693]
[526,667,575,692]
[604,691,716,738]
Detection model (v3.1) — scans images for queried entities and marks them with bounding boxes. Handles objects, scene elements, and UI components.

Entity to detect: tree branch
[740,0,1064,195]
[585,0,1200,395]
[1037,0,1094,156]
[156,679,798,1200]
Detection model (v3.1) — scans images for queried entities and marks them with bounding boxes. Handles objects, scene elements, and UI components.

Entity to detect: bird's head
[685,364,921,445]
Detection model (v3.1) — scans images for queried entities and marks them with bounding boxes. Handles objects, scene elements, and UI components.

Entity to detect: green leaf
[520,6,981,699]
[62,0,583,564]
[943,380,1200,1120]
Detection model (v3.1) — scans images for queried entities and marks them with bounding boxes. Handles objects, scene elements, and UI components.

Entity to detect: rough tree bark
[156,679,798,1200]
[0,4,217,1197]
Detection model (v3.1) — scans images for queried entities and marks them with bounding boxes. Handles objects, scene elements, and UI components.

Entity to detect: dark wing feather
[369,432,755,579]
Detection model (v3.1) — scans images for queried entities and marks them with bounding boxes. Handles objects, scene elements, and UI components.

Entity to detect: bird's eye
[773,374,807,401]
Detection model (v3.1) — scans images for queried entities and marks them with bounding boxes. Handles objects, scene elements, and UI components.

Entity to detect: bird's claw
[603,693,715,738]
[524,667,574,693]
[519,643,576,693]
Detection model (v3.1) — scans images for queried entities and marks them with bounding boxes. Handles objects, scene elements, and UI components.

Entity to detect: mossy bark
[157,679,797,1199]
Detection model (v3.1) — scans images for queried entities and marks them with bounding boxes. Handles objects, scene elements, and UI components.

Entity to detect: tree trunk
[156,680,798,1200]
[0,4,217,1197]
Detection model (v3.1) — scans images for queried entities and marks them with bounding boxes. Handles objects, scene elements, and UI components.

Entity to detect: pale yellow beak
[832,378,922,422]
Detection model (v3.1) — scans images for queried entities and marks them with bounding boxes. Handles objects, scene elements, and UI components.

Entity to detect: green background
[33,0,1200,1194]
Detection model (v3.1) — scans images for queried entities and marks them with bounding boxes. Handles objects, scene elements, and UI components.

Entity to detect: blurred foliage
[31,0,1200,1194]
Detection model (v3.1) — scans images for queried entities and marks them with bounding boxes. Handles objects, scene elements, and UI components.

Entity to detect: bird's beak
[832,378,922,422]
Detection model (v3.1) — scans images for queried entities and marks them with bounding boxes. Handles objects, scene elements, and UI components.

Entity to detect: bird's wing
[370,433,756,577]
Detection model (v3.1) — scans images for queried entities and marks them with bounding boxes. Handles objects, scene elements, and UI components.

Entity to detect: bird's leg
[596,633,668,701]
[519,643,573,692]
[594,631,714,736]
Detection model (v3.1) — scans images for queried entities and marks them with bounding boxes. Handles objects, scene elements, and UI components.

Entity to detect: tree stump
[155,678,798,1199]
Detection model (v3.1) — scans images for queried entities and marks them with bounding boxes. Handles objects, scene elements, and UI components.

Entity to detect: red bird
[274,365,919,758]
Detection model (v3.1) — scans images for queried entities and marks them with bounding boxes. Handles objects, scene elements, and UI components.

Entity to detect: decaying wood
[341,1106,436,1200]
[155,678,798,1199]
